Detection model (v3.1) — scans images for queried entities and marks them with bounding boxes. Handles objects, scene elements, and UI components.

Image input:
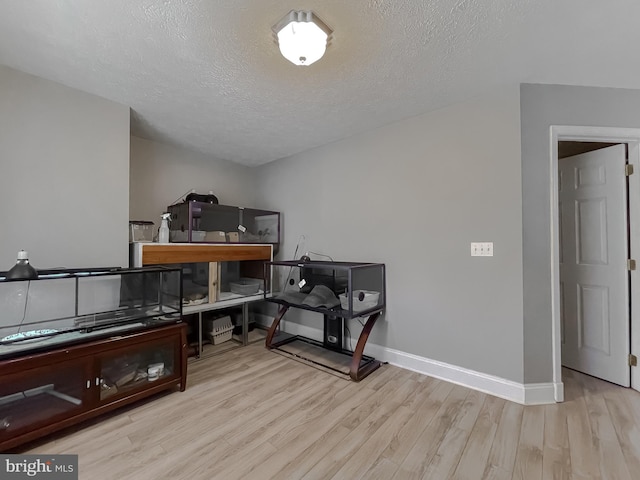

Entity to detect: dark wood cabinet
[0,323,187,452]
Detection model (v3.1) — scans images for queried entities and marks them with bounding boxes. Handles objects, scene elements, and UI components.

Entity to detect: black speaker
[323,315,343,351]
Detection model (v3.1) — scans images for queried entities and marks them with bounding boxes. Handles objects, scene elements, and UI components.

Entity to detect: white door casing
[627,142,640,391]
[559,144,629,387]
[551,127,640,402]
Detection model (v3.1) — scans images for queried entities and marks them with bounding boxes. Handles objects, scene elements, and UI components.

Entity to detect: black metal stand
[265,305,382,381]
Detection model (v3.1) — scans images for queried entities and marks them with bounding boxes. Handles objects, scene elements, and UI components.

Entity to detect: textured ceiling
[1,1,640,166]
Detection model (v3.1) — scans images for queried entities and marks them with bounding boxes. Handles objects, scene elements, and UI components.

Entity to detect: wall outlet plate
[471,242,493,257]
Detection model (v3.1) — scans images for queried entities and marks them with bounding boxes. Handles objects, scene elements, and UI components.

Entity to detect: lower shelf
[1,391,81,437]
[270,336,380,380]
[265,306,383,381]
[189,329,268,360]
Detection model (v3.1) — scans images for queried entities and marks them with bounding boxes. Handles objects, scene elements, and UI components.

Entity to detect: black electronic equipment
[323,315,343,351]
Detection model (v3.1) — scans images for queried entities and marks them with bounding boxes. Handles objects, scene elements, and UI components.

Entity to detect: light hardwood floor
[23,343,640,480]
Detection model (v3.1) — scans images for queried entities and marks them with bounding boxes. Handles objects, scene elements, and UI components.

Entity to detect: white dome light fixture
[272,10,333,66]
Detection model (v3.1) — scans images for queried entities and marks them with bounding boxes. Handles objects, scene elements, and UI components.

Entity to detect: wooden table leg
[349,312,381,381]
[265,305,289,348]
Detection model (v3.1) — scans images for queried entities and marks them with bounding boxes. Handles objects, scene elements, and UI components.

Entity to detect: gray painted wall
[0,65,130,270]
[129,136,257,225]
[255,86,525,382]
[521,83,640,383]
[9,65,627,387]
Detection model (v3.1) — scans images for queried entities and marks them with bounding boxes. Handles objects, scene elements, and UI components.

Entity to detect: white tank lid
[17,250,28,260]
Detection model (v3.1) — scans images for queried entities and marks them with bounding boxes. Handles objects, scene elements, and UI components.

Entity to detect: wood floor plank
[27,408,135,455]
[392,385,470,480]
[380,378,454,465]
[484,399,524,476]
[422,426,472,480]
[260,424,352,480]
[512,405,545,480]
[222,374,338,446]
[19,345,640,480]
[483,464,515,480]
[250,375,405,480]
[578,373,633,480]
[92,444,167,480]
[453,395,505,480]
[541,403,571,480]
[358,363,398,390]
[265,381,372,451]
[328,404,417,480]
[202,437,278,480]
[455,389,489,432]
[300,376,422,480]
[602,387,640,477]
[360,457,400,480]
[615,386,640,426]
[564,370,602,479]
[422,389,488,479]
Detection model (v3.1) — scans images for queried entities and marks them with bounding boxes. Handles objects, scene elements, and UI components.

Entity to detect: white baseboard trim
[378,346,557,405]
[255,316,559,405]
[553,381,565,402]
[525,382,562,405]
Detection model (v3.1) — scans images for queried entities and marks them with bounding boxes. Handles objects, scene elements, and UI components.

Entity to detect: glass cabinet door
[98,339,178,402]
[0,362,90,442]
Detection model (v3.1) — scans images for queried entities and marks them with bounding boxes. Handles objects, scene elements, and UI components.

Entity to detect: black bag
[185,192,218,204]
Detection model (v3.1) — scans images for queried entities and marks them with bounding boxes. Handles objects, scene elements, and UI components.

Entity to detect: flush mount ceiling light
[272,10,333,66]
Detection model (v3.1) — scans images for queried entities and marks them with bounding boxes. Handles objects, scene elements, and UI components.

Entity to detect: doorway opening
[558,141,627,387]
[550,126,640,401]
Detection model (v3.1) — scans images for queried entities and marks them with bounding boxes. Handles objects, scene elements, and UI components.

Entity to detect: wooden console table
[0,323,187,452]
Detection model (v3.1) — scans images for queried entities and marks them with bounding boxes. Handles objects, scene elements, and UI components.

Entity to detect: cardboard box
[204,231,227,242]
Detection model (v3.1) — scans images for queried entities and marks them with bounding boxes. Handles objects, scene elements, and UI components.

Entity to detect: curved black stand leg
[265,305,289,348]
[266,306,382,382]
[349,312,382,381]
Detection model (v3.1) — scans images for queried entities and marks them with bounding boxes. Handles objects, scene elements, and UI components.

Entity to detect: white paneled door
[559,144,630,387]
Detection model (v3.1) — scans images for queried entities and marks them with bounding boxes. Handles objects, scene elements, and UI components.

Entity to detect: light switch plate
[471,242,494,257]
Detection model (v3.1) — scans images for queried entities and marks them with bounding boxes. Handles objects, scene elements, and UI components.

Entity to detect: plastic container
[6,250,38,280]
[147,362,165,381]
[129,221,154,242]
[229,279,261,295]
[339,290,380,312]
[206,317,234,345]
[169,230,206,242]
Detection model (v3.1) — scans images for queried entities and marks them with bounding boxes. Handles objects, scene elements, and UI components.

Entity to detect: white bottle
[158,213,170,243]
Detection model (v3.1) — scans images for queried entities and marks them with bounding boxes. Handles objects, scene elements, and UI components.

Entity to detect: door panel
[578,284,610,354]
[576,198,608,265]
[560,144,630,387]
[576,164,606,186]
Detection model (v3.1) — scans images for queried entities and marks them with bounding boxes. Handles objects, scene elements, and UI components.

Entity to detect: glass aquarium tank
[0,266,182,359]
[168,202,280,247]
[265,260,385,319]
